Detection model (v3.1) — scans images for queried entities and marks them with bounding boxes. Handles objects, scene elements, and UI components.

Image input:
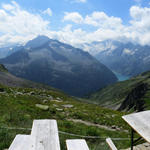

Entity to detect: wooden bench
[122,110,150,143]
[106,138,118,150]
[66,139,90,150]
[31,119,61,150]
[122,110,150,150]
[8,135,34,150]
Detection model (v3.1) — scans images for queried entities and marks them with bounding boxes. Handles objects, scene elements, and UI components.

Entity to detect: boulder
[35,104,49,111]
[62,104,74,108]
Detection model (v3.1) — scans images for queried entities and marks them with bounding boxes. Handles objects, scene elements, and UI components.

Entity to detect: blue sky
[5,0,147,28]
[7,0,149,23]
[0,0,150,50]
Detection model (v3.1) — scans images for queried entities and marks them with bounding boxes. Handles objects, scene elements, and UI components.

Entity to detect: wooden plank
[106,138,118,150]
[122,110,150,143]
[8,135,34,150]
[31,119,60,150]
[66,139,89,150]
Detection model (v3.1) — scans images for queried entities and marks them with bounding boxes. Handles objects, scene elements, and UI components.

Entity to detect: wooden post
[131,129,134,150]
[106,138,118,150]
[66,139,90,150]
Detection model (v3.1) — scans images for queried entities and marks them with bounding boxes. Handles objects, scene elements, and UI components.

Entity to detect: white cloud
[128,6,150,45]
[134,0,142,3]
[63,11,123,30]
[74,0,87,3]
[61,11,125,46]
[42,8,52,16]
[63,12,83,23]
[1,1,150,54]
[62,6,150,47]
[2,3,15,11]
[0,1,50,46]
[51,24,87,46]
[67,0,87,3]
[84,11,123,30]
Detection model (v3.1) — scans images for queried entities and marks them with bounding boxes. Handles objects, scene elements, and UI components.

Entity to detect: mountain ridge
[93,40,150,76]
[0,35,117,96]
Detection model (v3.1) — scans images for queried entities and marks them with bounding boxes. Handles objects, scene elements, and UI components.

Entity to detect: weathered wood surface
[122,110,150,143]
[31,119,60,150]
[8,135,34,150]
[106,138,118,150]
[66,139,89,150]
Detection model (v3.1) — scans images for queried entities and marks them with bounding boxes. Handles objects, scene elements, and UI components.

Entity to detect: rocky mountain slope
[0,64,55,90]
[94,40,150,76]
[89,70,150,112]
[0,36,117,96]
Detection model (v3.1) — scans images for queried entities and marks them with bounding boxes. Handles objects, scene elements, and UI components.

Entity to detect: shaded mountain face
[94,40,150,76]
[0,36,117,96]
[0,64,54,90]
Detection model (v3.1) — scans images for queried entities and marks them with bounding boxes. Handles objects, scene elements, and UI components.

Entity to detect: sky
[0,0,150,48]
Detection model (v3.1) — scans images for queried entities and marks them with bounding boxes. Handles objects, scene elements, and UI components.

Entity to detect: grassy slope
[89,71,150,110]
[0,84,132,150]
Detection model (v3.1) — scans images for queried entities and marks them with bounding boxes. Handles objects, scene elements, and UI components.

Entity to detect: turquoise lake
[113,72,131,81]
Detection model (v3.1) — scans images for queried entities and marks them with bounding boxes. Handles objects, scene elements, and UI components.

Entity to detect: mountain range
[0,44,23,59]
[0,37,150,150]
[0,36,117,96]
[90,40,150,76]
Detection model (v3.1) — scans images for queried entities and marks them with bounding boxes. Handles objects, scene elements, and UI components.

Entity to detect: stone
[56,97,62,100]
[48,95,53,100]
[62,104,73,108]
[43,99,48,103]
[56,108,63,111]
[111,125,116,129]
[53,104,57,107]
[35,104,49,111]
[51,100,62,103]
[29,91,35,95]
[16,92,23,95]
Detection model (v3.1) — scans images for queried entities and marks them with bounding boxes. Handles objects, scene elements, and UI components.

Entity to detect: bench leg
[131,129,134,150]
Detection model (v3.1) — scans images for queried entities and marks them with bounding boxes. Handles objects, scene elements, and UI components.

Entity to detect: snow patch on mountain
[123,48,135,55]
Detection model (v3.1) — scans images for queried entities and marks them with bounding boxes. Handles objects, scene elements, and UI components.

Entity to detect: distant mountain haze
[0,44,23,59]
[0,35,117,96]
[89,40,150,76]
